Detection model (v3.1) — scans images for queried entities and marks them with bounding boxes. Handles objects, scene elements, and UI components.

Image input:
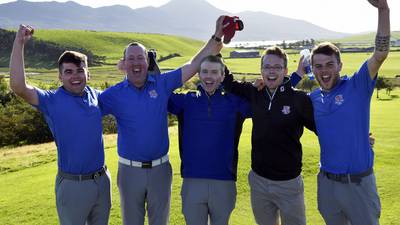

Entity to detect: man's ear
[117,59,125,71]
[338,62,343,73]
[87,70,91,80]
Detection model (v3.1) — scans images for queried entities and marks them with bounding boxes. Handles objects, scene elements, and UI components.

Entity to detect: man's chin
[319,81,334,91]
[65,87,85,95]
[266,84,278,91]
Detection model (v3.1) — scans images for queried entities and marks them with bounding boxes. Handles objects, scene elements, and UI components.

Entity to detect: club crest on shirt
[282,105,291,115]
[149,89,158,99]
[335,94,344,105]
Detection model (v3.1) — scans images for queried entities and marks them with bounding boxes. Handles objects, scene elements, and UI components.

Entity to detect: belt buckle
[141,161,152,169]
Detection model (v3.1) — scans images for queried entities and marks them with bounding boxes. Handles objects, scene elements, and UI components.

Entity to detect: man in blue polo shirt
[307,0,390,224]
[99,17,224,225]
[9,25,111,225]
[168,55,251,225]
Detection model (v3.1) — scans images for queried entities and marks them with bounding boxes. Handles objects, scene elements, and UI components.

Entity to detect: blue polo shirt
[99,69,182,161]
[168,86,251,180]
[309,61,376,174]
[35,86,104,175]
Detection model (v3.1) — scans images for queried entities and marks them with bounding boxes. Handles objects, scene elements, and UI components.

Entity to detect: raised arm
[180,16,225,83]
[367,0,390,79]
[9,24,38,105]
[223,68,254,101]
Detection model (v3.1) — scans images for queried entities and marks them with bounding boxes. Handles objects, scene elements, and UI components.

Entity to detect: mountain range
[0,0,349,41]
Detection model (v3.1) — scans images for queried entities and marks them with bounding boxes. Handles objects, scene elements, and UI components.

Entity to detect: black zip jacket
[223,73,316,180]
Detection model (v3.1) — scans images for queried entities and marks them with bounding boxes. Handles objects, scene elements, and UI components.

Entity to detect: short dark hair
[122,42,147,60]
[261,46,288,68]
[58,51,88,73]
[311,42,341,64]
[200,55,225,74]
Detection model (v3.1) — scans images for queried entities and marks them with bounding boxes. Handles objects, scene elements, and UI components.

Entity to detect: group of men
[9,0,390,225]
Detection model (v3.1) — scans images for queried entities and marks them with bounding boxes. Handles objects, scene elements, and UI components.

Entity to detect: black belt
[58,166,107,181]
[321,168,373,184]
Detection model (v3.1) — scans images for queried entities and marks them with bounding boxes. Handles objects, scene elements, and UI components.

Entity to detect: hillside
[0,29,207,69]
[0,0,347,41]
[32,29,206,63]
[328,31,400,44]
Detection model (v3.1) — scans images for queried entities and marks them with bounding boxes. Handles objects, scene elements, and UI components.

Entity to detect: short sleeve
[34,87,53,116]
[168,93,185,115]
[160,68,183,94]
[98,88,115,116]
[351,60,377,96]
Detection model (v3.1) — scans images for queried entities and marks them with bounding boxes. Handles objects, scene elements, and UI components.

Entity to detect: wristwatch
[211,35,222,42]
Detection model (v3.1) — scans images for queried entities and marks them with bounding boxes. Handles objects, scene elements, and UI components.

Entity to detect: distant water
[226,40,298,48]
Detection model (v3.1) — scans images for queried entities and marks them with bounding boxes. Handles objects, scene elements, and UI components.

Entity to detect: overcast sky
[1,0,399,33]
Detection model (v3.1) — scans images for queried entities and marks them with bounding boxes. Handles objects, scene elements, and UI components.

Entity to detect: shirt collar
[58,86,89,97]
[122,74,155,88]
[320,75,348,94]
[266,76,292,94]
[197,84,224,97]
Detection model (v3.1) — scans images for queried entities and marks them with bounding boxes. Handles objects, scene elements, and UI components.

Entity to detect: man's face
[59,62,89,95]
[261,54,288,91]
[199,61,224,95]
[123,45,148,88]
[312,53,342,91]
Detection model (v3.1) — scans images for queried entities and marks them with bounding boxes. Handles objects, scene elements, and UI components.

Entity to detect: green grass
[1,29,399,84]
[32,30,205,64]
[224,51,400,78]
[1,89,399,225]
[1,50,396,91]
[30,30,231,65]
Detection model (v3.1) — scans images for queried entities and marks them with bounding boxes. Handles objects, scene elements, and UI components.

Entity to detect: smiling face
[312,53,342,91]
[123,45,149,88]
[57,51,89,95]
[59,62,89,95]
[311,42,343,91]
[199,61,224,95]
[261,54,288,92]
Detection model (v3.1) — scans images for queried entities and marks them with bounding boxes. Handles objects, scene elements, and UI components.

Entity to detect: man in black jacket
[223,46,316,225]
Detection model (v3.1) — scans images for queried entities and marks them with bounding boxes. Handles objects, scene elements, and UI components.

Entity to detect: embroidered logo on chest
[149,89,158,99]
[334,94,344,105]
[281,105,291,115]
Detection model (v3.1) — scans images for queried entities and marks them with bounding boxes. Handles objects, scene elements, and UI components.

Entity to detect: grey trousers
[317,171,381,225]
[181,178,236,225]
[55,169,112,225]
[248,170,306,225]
[117,161,173,225]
